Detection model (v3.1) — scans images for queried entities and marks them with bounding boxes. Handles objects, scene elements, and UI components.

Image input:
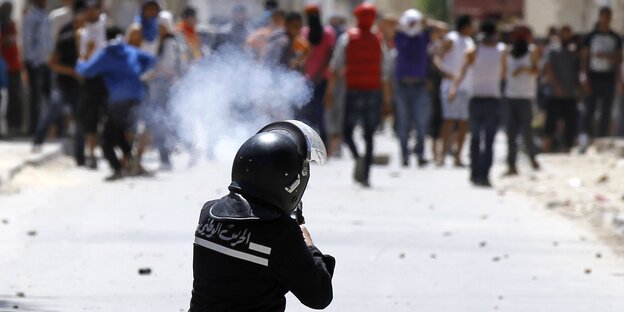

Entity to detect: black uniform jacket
[190,194,335,312]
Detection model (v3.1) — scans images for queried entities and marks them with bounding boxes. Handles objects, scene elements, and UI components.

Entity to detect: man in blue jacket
[76,27,156,181]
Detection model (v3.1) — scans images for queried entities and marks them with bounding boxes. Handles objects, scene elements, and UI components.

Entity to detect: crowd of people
[0,0,623,186]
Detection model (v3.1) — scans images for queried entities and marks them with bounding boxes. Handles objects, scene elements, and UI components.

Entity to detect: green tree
[415,0,449,21]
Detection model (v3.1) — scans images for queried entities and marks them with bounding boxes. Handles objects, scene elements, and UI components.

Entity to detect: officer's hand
[300,225,314,247]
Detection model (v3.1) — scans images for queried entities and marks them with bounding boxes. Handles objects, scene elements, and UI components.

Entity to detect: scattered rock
[138,267,152,275]
[596,174,609,184]
[585,268,592,274]
[1,219,8,224]
[389,171,400,178]
[596,253,602,259]
[479,241,487,248]
[532,275,538,281]
[398,253,405,259]
[492,256,500,262]
[26,231,37,236]
[552,241,559,247]
[498,295,504,300]
[546,201,560,209]
[430,253,437,259]
[443,231,452,237]
[480,215,489,220]
[12,305,18,309]
[503,254,509,259]
[351,220,363,226]
[15,292,25,298]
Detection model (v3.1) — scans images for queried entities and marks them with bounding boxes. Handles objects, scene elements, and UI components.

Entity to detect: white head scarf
[158,10,175,33]
[399,9,424,37]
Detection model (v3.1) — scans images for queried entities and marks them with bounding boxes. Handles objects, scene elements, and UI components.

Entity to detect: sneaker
[86,156,98,170]
[104,171,124,182]
[503,167,518,177]
[353,157,365,184]
[479,178,493,188]
[530,157,541,171]
[402,158,409,168]
[418,158,429,167]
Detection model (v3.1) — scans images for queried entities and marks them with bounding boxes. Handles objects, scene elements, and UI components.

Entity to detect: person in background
[325,14,347,158]
[247,9,286,60]
[450,20,507,187]
[76,27,156,181]
[78,0,106,169]
[326,3,391,188]
[393,9,447,168]
[428,36,445,164]
[435,15,475,167]
[580,6,621,150]
[127,0,162,55]
[216,4,252,51]
[23,0,53,135]
[0,1,25,136]
[178,6,202,62]
[543,25,580,153]
[0,54,8,138]
[144,11,182,171]
[298,4,335,144]
[126,0,163,176]
[263,12,308,70]
[37,1,86,164]
[503,24,540,176]
[50,0,75,44]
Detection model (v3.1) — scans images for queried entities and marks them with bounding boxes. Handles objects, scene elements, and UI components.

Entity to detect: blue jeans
[469,97,501,180]
[394,81,431,161]
[343,90,381,182]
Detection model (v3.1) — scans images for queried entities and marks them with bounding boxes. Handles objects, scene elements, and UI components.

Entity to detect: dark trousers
[505,98,537,168]
[33,86,67,145]
[25,63,50,134]
[469,97,501,180]
[343,90,381,182]
[544,97,578,149]
[6,71,24,132]
[296,79,327,144]
[102,102,136,172]
[394,81,431,160]
[583,72,615,137]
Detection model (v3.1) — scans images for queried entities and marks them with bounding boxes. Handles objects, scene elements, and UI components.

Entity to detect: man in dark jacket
[190,120,335,312]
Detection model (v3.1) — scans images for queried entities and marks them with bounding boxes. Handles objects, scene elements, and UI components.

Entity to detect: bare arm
[433,39,455,79]
[424,17,449,41]
[448,48,476,101]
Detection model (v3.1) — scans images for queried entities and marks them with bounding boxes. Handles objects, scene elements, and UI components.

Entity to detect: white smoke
[167,48,312,161]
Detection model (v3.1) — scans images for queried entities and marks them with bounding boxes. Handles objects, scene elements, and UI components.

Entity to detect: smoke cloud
[167,48,312,161]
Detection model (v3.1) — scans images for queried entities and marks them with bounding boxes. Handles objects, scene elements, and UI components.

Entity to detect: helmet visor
[284,120,327,165]
[259,120,328,165]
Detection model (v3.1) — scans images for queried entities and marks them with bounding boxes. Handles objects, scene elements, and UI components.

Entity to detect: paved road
[0,133,623,312]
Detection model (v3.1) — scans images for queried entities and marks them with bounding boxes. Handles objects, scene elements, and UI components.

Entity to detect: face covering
[400,9,423,37]
[357,12,375,31]
[136,14,159,42]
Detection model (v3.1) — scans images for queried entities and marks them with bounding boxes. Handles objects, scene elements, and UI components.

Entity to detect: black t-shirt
[584,29,622,74]
[190,199,335,312]
[55,23,79,89]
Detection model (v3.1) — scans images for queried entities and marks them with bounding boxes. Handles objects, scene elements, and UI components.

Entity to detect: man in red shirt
[325,3,391,188]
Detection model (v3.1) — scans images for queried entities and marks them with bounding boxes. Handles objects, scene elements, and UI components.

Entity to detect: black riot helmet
[229,120,327,214]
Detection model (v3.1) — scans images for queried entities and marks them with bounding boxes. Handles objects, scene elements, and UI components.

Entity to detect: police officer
[190,120,335,312]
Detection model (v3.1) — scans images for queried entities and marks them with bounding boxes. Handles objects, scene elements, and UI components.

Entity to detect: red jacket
[345,28,382,91]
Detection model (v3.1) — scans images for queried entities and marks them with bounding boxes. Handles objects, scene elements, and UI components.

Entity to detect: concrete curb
[0,144,63,187]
